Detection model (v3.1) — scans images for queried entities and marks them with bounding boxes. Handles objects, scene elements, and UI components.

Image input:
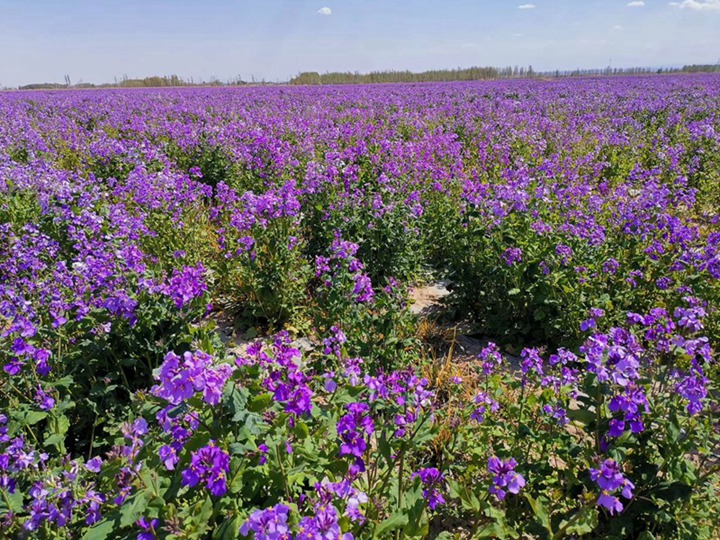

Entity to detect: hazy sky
[1,0,719,86]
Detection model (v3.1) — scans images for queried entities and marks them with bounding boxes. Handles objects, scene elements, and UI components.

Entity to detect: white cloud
[670,0,720,10]
[518,4,536,9]
[613,24,624,29]
[317,7,332,15]
[627,1,645,6]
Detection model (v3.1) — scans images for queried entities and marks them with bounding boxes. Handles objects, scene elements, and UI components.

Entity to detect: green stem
[396,450,405,540]
[366,415,430,532]
[276,443,292,501]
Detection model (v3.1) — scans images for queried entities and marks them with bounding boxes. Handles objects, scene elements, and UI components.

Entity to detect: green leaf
[139,468,162,498]
[119,491,150,528]
[375,513,409,536]
[214,516,242,540]
[249,393,273,412]
[524,494,552,534]
[293,419,310,439]
[197,495,215,524]
[13,410,48,426]
[377,434,393,468]
[44,434,66,451]
[44,413,70,452]
[556,507,598,537]
[81,519,117,540]
[473,522,505,539]
[401,483,429,537]
[0,488,24,514]
[50,414,70,436]
[450,480,481,512]
[566,408,595,426]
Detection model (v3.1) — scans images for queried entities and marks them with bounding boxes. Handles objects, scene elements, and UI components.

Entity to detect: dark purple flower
[520,347,543,376]
[240,504,291,540]
[412,468,446,510]
[181,442,230,497]
[162,263,208,309]
[488,457,525,500]
[152,350,233,406]
[34,386,55,411]
[501,247,523,266]
[555,244,573,265]
[85,456,103,473]
[137,517,159,540]
[589,459,634,515]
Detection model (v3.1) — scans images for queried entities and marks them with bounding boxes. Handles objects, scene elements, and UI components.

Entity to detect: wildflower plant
[0,77,719,538]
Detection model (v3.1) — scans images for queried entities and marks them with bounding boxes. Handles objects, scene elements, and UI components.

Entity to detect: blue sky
[0,0,719,86]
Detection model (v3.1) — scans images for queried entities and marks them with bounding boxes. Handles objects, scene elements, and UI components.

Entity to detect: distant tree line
[289,66,516,85]
[289,64,720,85]
[10,64,720,90]
[16,74,247,91]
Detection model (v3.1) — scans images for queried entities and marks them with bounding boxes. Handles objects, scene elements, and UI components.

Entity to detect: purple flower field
[1,75,719,538]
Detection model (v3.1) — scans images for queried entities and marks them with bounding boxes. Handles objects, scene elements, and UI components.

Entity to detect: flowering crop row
[0,76,719,538]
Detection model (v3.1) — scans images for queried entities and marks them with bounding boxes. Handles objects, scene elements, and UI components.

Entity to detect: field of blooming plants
[1,75,720,539]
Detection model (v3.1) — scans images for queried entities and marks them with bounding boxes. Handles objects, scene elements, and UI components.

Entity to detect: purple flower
[589,459,634,515]
[352,274,374,304]
[152,350,233,406]
[162,263,208,309]
[322,326,347,358]
[674,304,706,333]
[34,386,55,411]
[580,318,597,332]
[257,444,269,465]
[675,368,708,415]
[3,358,24,376]
[137,516,159,540]
[181,442,230,497]
[555,244,573,265]
[337,403,374,460]
[319,479,368,524]
[240,504,291,540]
[542,404,568,426]
[520,347,543,376]
[501,247,523,266]
[412,468,446,510]
[297,504,349,540]
[488,457,525,500]
[603,258,620,275]
[85,456,103,473]
[159,445,179,470]
[607,419,626,438]
[478,342,503,375]
[597,492,624,515]
[471,392,499,423]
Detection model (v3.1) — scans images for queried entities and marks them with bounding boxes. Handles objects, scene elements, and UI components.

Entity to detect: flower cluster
[412,467,446,510]
[180,442,231,497]
[337,403,374,473]
[240,504,292,540]
[161,263,208,309]
[589,459,635,514]
[487,457,526,500]
[315,231,375,304]
[152,350,234,406]
[470,392,499,423]
[244,333,314,417]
